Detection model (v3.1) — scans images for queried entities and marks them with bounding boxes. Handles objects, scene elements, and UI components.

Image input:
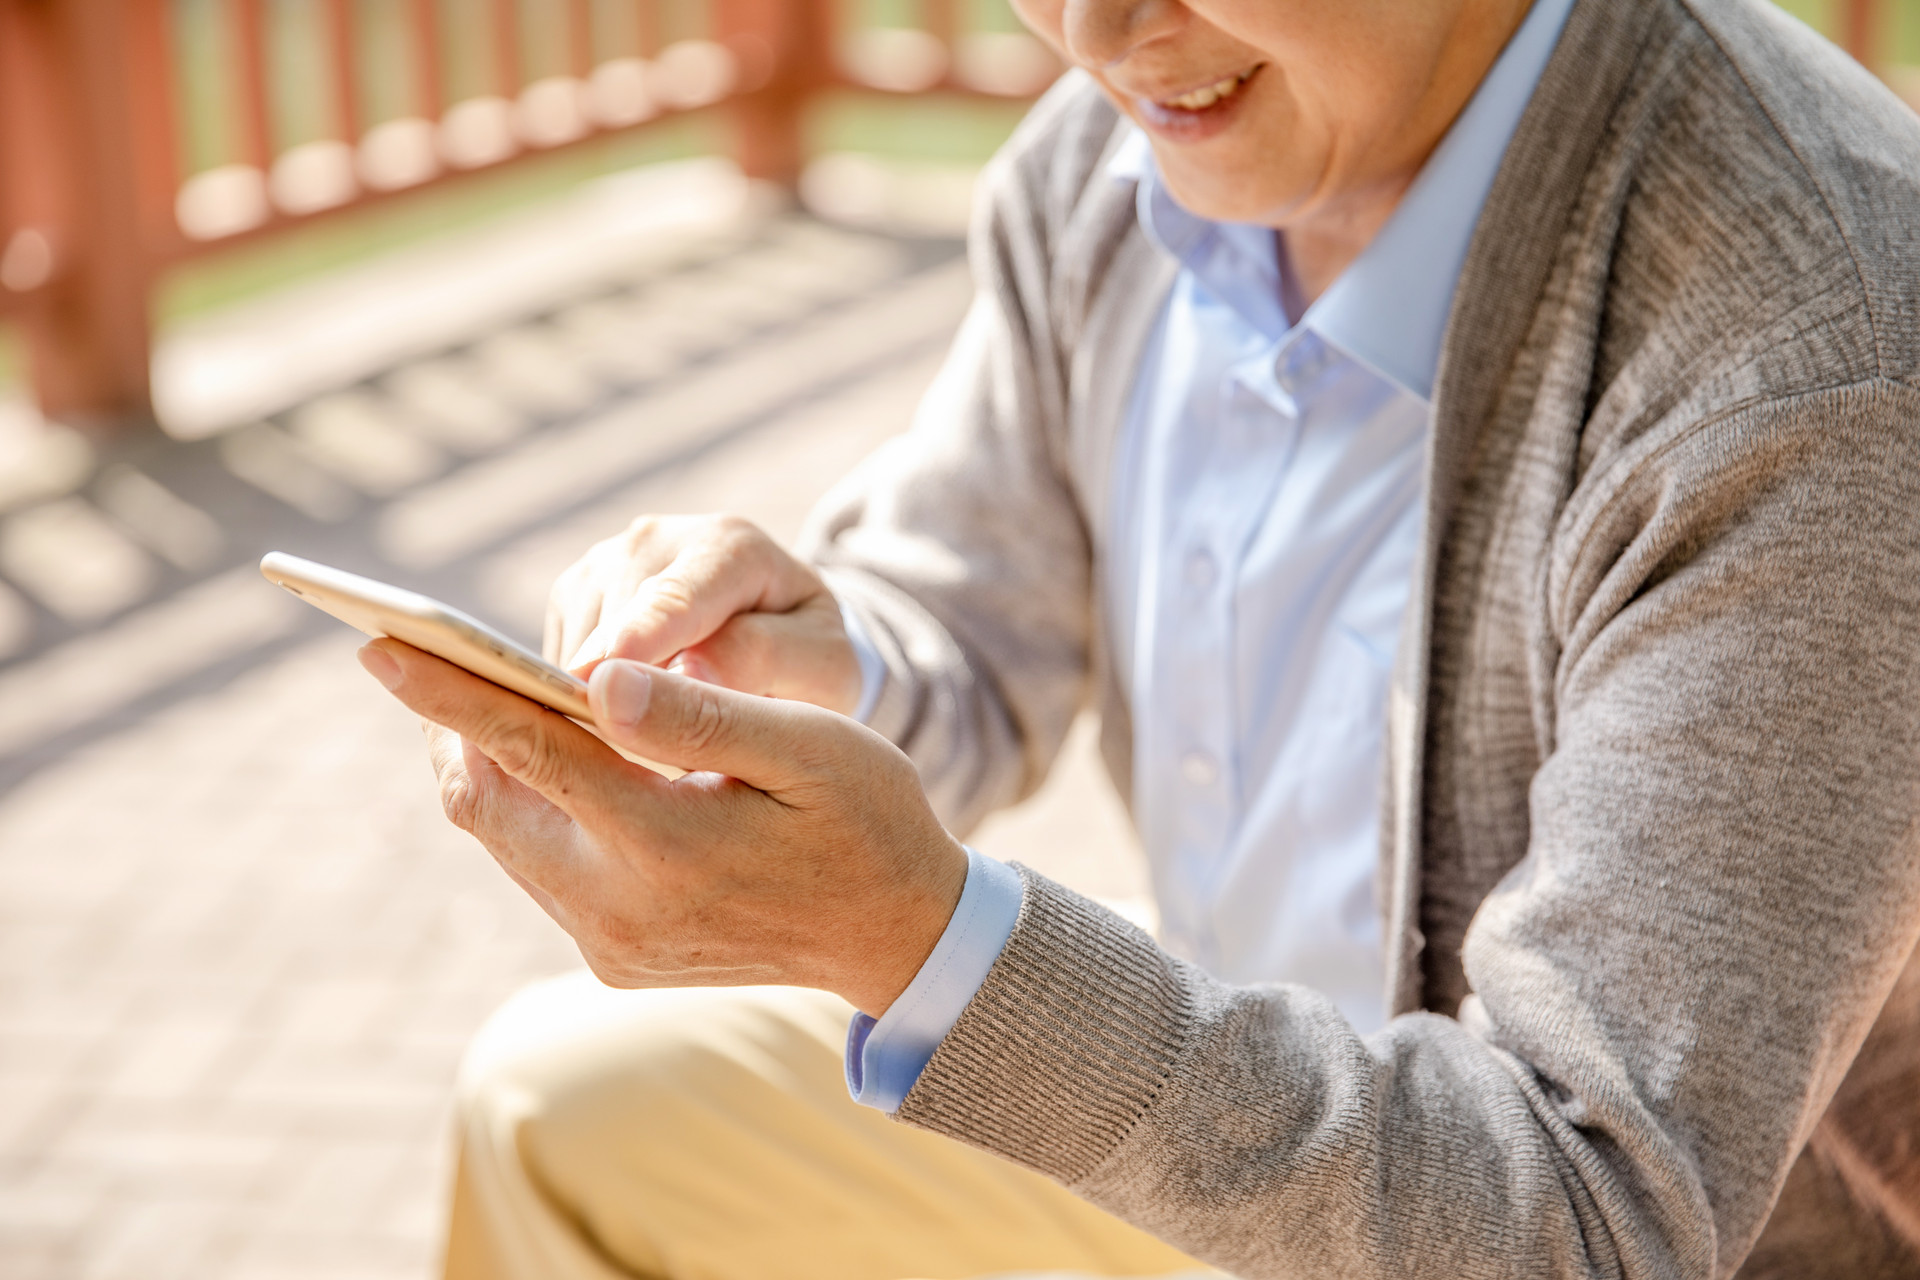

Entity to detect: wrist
[838,833,970,1017]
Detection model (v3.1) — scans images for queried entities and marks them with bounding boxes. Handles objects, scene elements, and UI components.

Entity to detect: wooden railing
[0,0,1057,428]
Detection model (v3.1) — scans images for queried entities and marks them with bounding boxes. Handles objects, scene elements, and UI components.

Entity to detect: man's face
[1011,0,1523,229]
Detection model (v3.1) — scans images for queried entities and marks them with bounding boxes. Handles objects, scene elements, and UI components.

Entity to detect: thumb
[588,660,828,791]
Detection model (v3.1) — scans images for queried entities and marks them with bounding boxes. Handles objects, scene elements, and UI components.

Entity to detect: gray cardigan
[803,0,1920,1273]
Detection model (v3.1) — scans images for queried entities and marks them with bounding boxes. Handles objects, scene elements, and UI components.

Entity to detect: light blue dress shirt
[845,0,1575,1112]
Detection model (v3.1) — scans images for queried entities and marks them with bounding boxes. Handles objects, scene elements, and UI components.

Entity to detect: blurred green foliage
[810,92,1032,164]
[1774,0,1827,31]
[851,0,1025,32]
[1777,0,1920,60]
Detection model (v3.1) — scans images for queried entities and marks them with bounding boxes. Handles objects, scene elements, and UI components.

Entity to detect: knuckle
[484,715,548,783]
[682,686,729,756]
[638,576,696,624]
[724,518,776,569]
[439,771,485,832]
[712,513,756,543]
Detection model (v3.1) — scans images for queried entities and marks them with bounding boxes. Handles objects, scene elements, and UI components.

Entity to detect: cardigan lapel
[1383,0,1661,1014]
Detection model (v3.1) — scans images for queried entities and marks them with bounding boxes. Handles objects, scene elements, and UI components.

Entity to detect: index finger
[573,536,784,675]
[362,638,663,831]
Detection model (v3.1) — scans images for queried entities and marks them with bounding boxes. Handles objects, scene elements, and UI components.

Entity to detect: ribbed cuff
[895,866,1193,1185]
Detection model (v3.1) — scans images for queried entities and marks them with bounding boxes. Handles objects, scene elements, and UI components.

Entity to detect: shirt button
[1180,749,1219,788]
[1184,547,1217,590]
[1276,341,1324,393]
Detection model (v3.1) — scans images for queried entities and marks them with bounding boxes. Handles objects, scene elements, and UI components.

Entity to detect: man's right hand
[544,514,864,718]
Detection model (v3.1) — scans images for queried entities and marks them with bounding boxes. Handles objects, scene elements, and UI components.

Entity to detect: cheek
[1007,0,1067,52]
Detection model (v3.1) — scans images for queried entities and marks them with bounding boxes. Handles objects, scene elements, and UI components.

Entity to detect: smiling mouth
[1155,66,1260,113]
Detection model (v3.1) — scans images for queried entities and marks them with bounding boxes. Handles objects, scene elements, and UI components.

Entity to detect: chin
[1156,160,1292,228]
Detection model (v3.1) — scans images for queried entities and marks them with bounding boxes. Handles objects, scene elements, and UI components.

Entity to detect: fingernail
[358,645,403,691]
[593,660,651,730]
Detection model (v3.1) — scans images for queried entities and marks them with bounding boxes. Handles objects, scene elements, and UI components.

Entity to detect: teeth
[1164,71,1248,112]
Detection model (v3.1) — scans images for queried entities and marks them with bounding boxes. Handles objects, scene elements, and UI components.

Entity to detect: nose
[1060,0,1184,69]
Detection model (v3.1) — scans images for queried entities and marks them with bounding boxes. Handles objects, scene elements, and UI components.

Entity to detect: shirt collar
[1110,132,1290,338]
[1108,0,1576,403]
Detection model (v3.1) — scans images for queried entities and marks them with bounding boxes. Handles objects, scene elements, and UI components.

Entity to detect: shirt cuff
[844,848,1025,1113]
[838,596,886,726]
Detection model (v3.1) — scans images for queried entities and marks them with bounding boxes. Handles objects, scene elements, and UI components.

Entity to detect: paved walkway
[0,163,1147,1279]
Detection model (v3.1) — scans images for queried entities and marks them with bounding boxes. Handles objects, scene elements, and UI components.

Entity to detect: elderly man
[359,0,1920,1275]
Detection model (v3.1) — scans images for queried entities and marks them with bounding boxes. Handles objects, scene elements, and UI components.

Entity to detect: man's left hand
[356,638,969,1017]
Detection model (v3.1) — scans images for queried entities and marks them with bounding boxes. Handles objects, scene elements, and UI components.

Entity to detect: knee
[454,970,674,1128]
[452,976,844,1137]
[456,970,599,1107]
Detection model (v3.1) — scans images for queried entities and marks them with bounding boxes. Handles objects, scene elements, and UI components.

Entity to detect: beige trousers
[441,973,1213,1280]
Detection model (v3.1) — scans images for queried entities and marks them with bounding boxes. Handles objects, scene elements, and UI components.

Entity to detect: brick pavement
[0,164,1149,1279]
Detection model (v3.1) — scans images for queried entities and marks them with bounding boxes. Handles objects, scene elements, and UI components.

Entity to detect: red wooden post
[123,0,183,252]
[567,0,596,77]
[2,0,177,428]
[233,0,275,169]
[492,0,523,97]
[410,0,445,119]
[713,0,833,187]
[0,0,72,304]
[925,0,959,50]
[925,0,960,89]
[325,0,362,141]
[1842,0,1883,70]
[634,0,660,57]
